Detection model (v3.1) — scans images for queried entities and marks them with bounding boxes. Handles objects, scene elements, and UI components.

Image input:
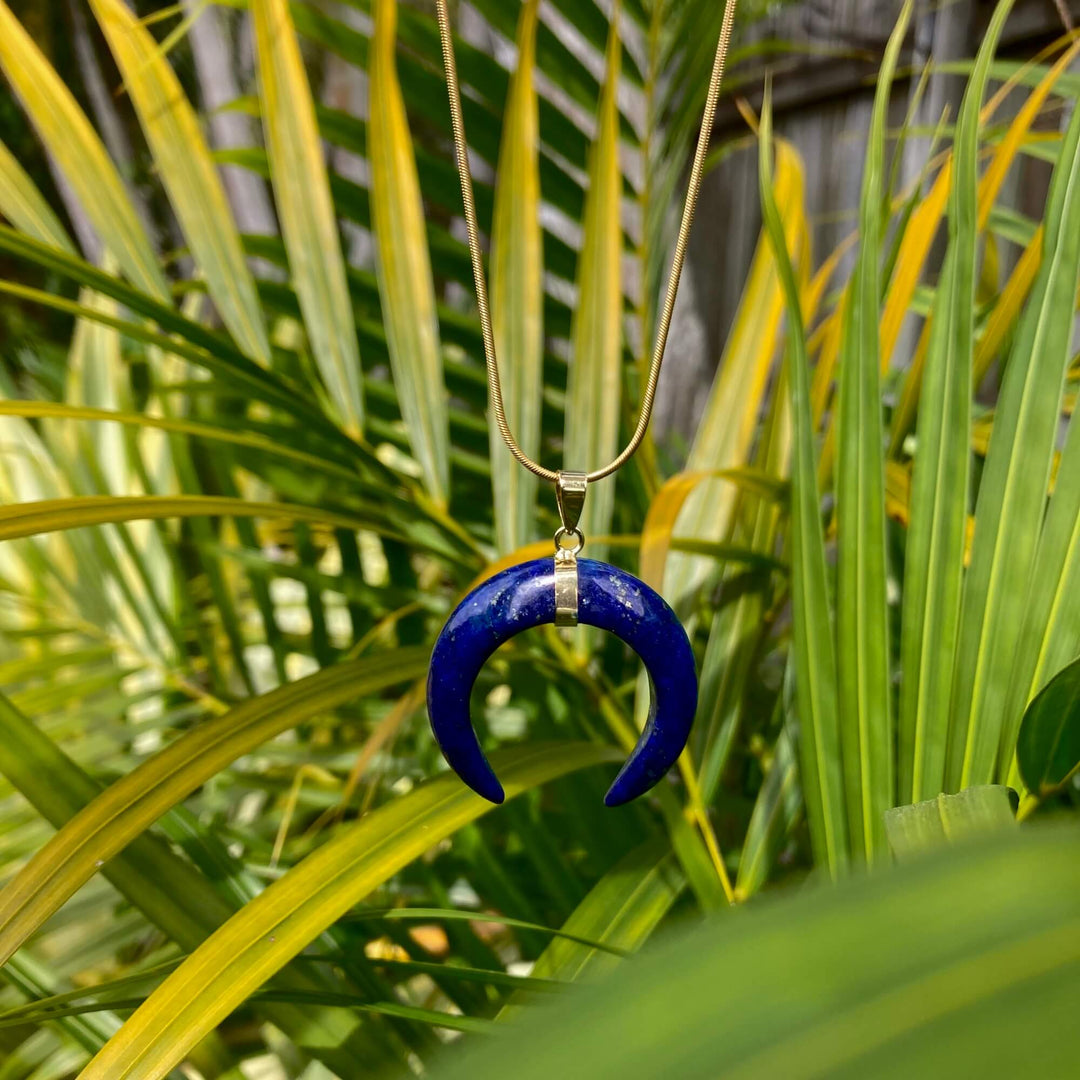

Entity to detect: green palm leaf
[833,0,909,861]
[0,137,76,253]
[0,651,427,968]
[0,694,420,1076]
[0,1,167,298]
[78,743,619,1080]
[369,0,450,505]
[564,7,623,564]
[759,88,848,877]
[948,14,1080,789]
[999,398,1080,773]
[430,824,1080,1079]
[489,0,545,552]
[897,0,1009,803]
[87,0,271,366]
[252,0,365,434]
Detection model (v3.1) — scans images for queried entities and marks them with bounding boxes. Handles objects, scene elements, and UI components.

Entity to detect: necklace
[428,0,737,805]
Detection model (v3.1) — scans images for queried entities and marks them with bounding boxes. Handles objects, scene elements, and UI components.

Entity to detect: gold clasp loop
[553,525,584,556]
[555,471,588,535]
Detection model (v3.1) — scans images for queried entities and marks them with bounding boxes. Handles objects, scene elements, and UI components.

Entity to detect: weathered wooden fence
[656,0,1080,438]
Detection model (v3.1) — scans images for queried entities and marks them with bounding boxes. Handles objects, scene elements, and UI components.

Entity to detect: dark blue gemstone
[427,558,698,806]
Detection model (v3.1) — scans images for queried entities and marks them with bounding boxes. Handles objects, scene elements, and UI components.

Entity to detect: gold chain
[435,0,737,484]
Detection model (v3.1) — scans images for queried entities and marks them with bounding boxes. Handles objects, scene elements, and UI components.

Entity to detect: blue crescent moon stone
[426,558,698,806]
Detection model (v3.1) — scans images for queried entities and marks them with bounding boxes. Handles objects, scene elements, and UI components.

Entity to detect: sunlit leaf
[0,650,427,968]
[999,401,1080,771]
[896,0,1004,804]
[759,88,848,877]
[369,0,449,504]
[0,495,396,545]
[639,468,786,590]
[888,38,1077,447]
[78,743,619,1080]
[563,8,623,568]
[489,0,544,553]
[834,0,909,862]
[0,137,76,253]
[252,0,365,434]
[884,786,1015,860]
[0,694,398,1075]
[665,140,805,608]
[0,0,167,297]
[0,401,358,482]
[499,838,682,1024]
[88,0,271,365]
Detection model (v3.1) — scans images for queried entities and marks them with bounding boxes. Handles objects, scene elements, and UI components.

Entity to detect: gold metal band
[554,471,588,625]
[554,528,584,627]
[554,545,580,627]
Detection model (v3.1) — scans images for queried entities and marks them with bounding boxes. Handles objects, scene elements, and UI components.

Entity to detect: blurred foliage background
[0,0,1079,1077]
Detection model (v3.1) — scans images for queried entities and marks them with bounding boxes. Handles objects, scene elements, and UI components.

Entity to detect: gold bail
[555,471,588,534]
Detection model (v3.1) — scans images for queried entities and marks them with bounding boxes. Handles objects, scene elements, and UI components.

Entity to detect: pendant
[427,473,698,806]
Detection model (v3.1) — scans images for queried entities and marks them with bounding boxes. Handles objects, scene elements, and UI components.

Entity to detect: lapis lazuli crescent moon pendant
[427,471,698,807]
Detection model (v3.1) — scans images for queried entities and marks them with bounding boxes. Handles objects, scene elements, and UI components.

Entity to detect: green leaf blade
[998,369,1080,774]
[252,0,365,435]
[735,726,801,898]
[759,89,848,878]
[88,0,272,366]
[518,839,681,989]
[949,4,1080,790]
[0,0,168,299]
[429,824,1080,1080]
[0,693,414,1075]
[0,652,427,968]
[489,0,544,552]
[564,8,623,563]
[884,785,1015,860]
[77,743,620,1080]
[897,0,1003,805]
[834,0,911,862]
[0,137,76,253]
[369,0,450,505]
